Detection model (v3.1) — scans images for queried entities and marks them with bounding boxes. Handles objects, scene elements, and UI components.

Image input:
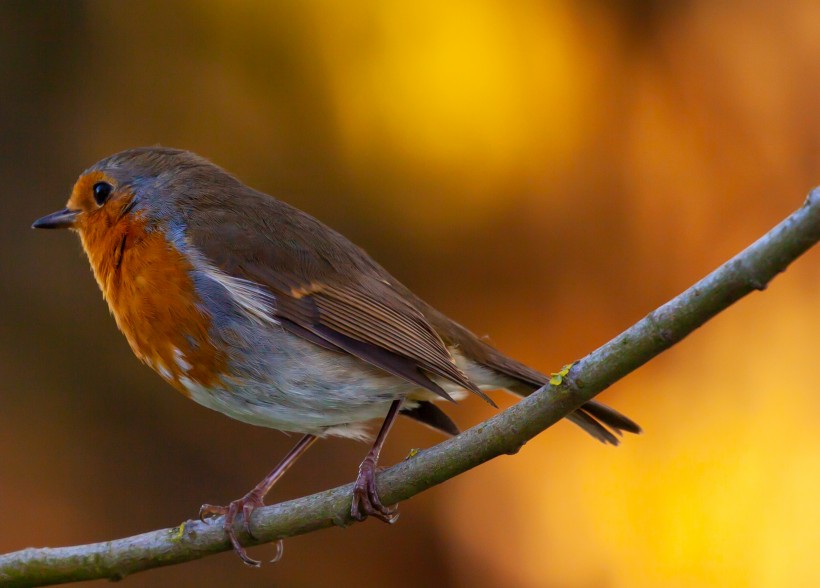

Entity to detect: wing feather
[185,195,494,405]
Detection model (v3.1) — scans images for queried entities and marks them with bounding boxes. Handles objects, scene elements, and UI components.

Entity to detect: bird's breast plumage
[79,210,228,395]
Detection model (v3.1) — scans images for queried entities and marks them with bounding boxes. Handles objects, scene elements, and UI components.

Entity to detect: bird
[33,147,640,566]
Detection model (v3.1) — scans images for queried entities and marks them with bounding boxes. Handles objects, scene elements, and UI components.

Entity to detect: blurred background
[1,1,819,586]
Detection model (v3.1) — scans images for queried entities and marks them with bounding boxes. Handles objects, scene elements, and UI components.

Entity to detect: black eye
[92,181,113,206]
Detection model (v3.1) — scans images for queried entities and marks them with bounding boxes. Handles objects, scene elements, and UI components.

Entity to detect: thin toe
[199,495,265,566]
[199,503,227,523]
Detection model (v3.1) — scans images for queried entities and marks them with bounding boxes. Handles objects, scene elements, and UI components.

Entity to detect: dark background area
[1,1,818,586]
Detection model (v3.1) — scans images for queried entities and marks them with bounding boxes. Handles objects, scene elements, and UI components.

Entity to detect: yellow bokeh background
[1,1,818,586]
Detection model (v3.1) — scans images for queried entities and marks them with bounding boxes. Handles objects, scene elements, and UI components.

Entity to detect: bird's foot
[350,456,399,523]
[200,491,274,567]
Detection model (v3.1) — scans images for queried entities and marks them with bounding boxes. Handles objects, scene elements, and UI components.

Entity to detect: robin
[33,147,640,566]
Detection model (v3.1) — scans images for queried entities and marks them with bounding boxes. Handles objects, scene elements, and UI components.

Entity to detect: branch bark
[3,189,819,587]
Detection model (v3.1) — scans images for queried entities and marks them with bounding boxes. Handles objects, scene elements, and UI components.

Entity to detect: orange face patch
[74,184,227,396]
[67,170,111,214]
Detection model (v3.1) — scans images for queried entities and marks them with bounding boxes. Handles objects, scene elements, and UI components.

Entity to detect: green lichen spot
[169,522,186,542]
[549,362,575,385]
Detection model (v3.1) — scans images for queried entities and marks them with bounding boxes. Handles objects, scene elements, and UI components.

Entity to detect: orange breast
[79,211,227,395]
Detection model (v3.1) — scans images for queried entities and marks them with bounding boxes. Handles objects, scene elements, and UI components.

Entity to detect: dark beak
[32,208,80,229]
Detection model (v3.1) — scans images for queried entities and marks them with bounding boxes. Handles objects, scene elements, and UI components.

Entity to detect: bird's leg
[199,433,318,567]
[351,399,402,523]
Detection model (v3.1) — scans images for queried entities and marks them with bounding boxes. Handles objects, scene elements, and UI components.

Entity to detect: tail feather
[507,381,640,445]
[568,402,641,446]
[567,409,621,445]
[581,400,642,435]
[400,401,460,436]
[409,301,641,445]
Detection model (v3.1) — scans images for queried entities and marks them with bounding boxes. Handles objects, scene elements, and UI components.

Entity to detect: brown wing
[275,279,494,404]
[184,191,494,405]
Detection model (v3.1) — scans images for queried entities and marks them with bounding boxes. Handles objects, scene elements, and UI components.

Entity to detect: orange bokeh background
[1,1,818,586]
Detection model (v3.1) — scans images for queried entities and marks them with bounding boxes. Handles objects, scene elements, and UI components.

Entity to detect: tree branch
[3,189,819,587]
